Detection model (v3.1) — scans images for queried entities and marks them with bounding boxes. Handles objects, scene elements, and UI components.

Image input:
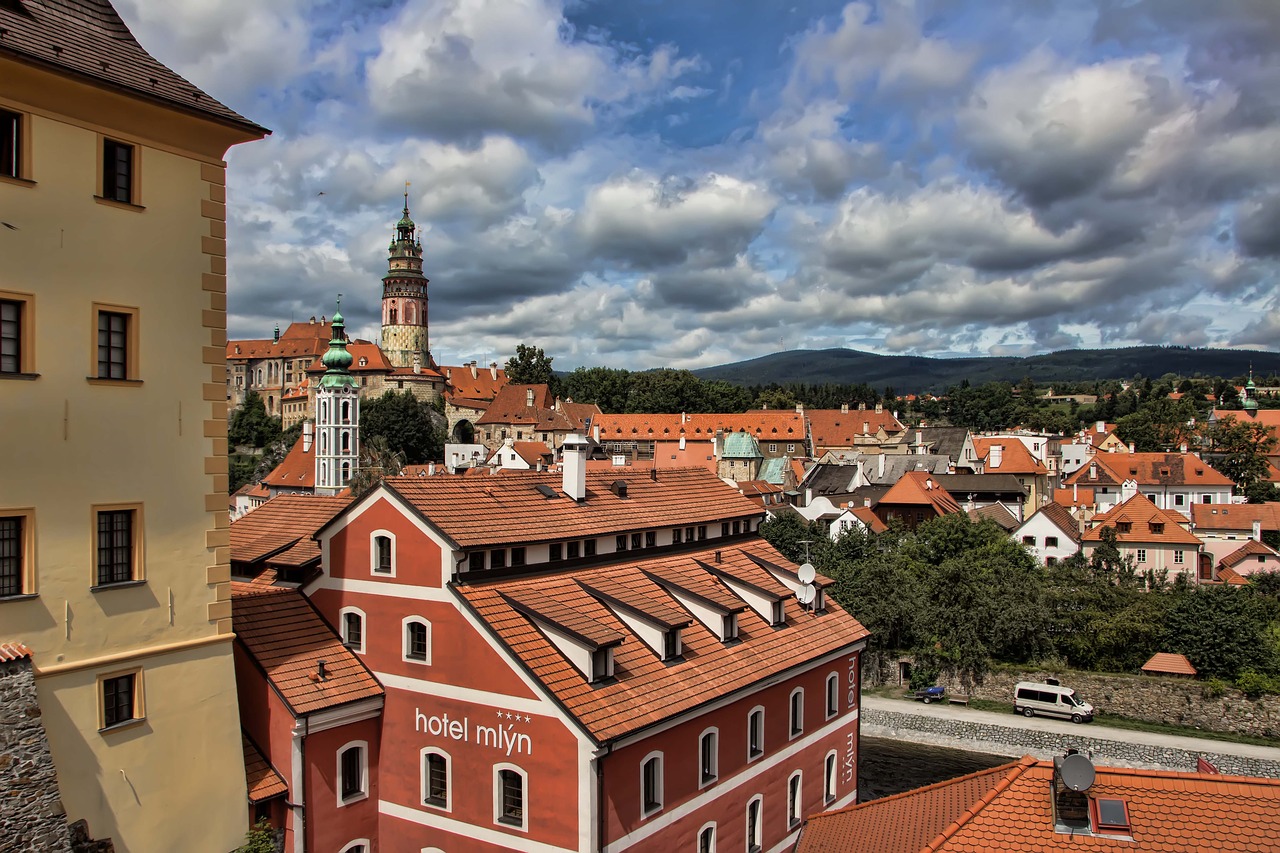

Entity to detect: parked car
[911,685,946,704]
[1014,680,1094,723]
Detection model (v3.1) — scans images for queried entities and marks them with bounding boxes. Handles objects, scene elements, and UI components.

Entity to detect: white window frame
[824,750,838,804]
[421,746,451,812]
[788,769,803,828]
[640,750,664,819]
[745,794,763,853]
[336,740,369,807]
[403,616,431,665]
[1136,548,1147,564]
[697,821,717,853]
[493,762,529,832]
[370,528,396,577]
[747,706,764,762]
[1174,550,1184,564]
[339,606,366,654]
[699,727,719,789]
[339,841,370,853]
[825,672,839,720]
[789,687,804,739]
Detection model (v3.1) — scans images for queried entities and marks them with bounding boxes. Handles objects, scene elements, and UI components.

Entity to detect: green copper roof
[722,431,762,458]
[319,308,357,388]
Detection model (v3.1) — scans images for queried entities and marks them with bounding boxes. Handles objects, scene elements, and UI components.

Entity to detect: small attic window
[611,480,628,498]
[535,484,557,499]
[722,613,739,642]
[1117,522,1132,533]
[591,647,615,683]
[662,628,682,661]
[771,599,786,626]
[1091,798,1131,834]
[1150,523,1164,534]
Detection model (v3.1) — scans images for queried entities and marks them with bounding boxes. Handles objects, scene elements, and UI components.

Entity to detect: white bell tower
[314,301,359,495]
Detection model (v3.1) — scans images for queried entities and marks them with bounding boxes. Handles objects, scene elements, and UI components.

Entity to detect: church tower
[315,303,360,495]
[381,187,431,369]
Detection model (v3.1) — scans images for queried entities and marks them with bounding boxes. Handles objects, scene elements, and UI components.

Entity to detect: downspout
[596,743,611,853]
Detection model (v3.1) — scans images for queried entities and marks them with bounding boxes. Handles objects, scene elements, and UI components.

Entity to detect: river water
[859,736,1009,802]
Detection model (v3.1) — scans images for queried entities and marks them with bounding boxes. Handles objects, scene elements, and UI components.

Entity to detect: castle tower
[315,303,360,494]
[380,187,431,369]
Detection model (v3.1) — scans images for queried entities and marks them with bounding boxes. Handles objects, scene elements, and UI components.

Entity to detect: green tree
[626,369,708,413]
[504,343,558,391]
[561,366,633,412]
[235,819,278,853]
[1206,418,1278,492]
[229,392,282,448]
[360,391,443,464]
[753,386,798,411]
[349,434,406,494]
[1163,584,1279,679]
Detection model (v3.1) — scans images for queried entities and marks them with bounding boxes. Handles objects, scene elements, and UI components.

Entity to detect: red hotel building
[234,440,869,852]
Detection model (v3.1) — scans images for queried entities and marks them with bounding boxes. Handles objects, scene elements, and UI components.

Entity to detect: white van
[1014,681,1094,723]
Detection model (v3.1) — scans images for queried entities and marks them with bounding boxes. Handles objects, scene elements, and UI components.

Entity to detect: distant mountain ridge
[690,346,1280,393]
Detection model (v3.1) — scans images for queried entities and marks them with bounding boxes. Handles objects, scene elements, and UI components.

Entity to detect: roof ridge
[817,757,1027,820]
[922,755,1038,852]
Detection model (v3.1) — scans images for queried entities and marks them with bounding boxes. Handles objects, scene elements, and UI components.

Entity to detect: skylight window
[1091,798,1131,834]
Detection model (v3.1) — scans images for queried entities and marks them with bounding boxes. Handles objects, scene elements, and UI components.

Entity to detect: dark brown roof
[0,0,267,133]
[374,467,763,549]
[1023,502,1082,545]
[458,539,868,743]
[231,585,383,717]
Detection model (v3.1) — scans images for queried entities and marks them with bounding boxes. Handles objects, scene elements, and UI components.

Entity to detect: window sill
[748,750,763,762]
[0,174,35,188]
[99,717,145,734]
[338,792,368,807]
[93,196,145,212]
[86,377,143,387]
[496,816,526,831]
[0,372,40,381]
[0,592,38,603]
[91,579,146,592]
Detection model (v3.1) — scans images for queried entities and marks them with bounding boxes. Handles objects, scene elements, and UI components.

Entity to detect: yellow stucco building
[0,1,267,850]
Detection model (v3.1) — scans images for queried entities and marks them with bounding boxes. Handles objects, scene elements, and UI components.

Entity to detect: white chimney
[561,434,588,501]
[303,421,313,452]
[428,462,435,476]
[469,361,478,379]
[593,424,601,442]
[875,403,883,414]
[1128,442,1135,453]
[990,445,1003,468]
[1253,520,1262,542]
[446,367,452,380]
[490,362,498,379]
[863,421,870,434]
[679,435,686,450]
[413,352,422,375]
[795,403,803,414]
[526,388,535,407]
[841,403,849,414]
[1096,420,1105,434]
[1180,442,1188,453]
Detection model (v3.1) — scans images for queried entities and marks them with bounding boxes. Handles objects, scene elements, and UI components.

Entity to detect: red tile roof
[231,585,383,716]
[457,538,868,743]
[1081,495,1202,545]
[1214,409,1280,431]
[242,734,288,803]
[262,434,316,491]
[475,384,599,430]
[972,438,1049,476]
[0,0,266,133]
[227,322,333,361]
[807,408,906,451]
[231,494,351,569]
[1213,565,1250,585]
[372,467,763,549]
[442,363,507,404]
[1190,502,1280,532]
[1024,502,1082,545]
[0,642,33,662]
[797,756,1280,852]
[1141,652,1197,676]
[1065,452,1233,488]
[1053,487,1095,508]
[591,412,807,441]
[879,471,963,515]
[306,343,394,374]
[1218,538,1279,570]
[848,506,889,533]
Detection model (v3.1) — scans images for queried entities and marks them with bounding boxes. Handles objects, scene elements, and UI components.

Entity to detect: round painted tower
[380,190,430,369]
[315,304,360,495]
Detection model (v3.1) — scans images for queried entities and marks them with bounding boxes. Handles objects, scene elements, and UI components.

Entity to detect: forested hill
[691,346,1280,393]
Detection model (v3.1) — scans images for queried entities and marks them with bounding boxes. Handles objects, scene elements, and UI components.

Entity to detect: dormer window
[722,613,739,641]
[1090,798,1131,835]
[663,628,682,661]
[771,599,786,626]
[1117,522,1131,533]
[591,647,615,683]
[1150,523,1164,534]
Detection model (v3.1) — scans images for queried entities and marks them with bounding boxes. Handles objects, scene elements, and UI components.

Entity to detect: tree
[1163,584,1278,680]
[626,369,708,413]
[229,392,282,448]
[504,344,558,391]
[360,391,443,464]
[349,434,405,494]
[561,366,633,413]
[1206,418,1278,492]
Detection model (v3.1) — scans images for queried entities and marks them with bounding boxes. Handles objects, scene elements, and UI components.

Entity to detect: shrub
[1201,678,1228,700]
[1235,670,1280,700]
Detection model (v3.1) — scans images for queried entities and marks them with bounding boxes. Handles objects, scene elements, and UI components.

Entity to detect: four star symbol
[495,709,534,723]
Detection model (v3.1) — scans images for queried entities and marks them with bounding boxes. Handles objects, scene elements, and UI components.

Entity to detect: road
[861,694,1280,764]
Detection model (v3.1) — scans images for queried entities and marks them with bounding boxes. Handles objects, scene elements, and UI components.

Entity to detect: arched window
[824,750,838,804]
[320,431,329,453]
[371,531,395,576]
[342,400,351,423]
[826,672,839,719]
[421,748,450,811]
[699,728,718,787]
[789,687,804,738]
[747,707,764,761]
[340,607,365,654]
[641,751,664,818]
[494,763,527,831]
[336,741,368,807]
[698,822,716,853]
[389,303,398,325]
[339,842,369,853]
[341,431,350,453]
[403,617,430,664]
[745,795,763,853]
[341,460,351,483]
[406,302,415,323]
[787,770,802,829]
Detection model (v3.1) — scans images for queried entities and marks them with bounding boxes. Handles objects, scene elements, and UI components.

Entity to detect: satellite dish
[797,584,816,605]
[797,563,816,584]
[1058,753,1096,792]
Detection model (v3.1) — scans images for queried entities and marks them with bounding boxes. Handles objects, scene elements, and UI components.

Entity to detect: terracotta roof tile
[1024,502,1082,545]
[0,642,33,661]
[262,435,317,491]
[381,467,762,549]
[227,323,333,360]
[1054,487,1095,508]
[972,438,1050,476]
[231,586,383,717]
[1141,653,1197,676]
[458,539,867,743]
[442,364,507,404]
[476,384,599,430]
[1219,538,1278,570]
[231,494,350,569]
[305,342,394,374]
[591,412,807,440]
[849,506,889,533]
[879,471,963,515]
[1191,502,1280,532]
[1082,495,1202,545]
[0,0,266,133]
[807,408,906,451]
[1065,453,1233,488]
[242,733,288,803]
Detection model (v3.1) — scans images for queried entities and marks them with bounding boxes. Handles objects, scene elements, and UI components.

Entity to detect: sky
[115,0,1280,370]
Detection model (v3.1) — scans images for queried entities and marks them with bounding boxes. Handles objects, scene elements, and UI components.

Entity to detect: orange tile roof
[879,471,963,515]
[1219,538,1279,569]
[457,538,868,743]
[1081,495,1202,545]
[798,756,1280,852]
[1141,652,1197,676]
[231,585,383,716]
[807,408,906,451]
[0,642,33,661]
[1053,487,1094,508]
[374,467,763,549]
[504,441,554,465]
[227,322,333,361]
[849,506,889,533]
[305,342,394,374]
[231,494,351,568]
[591,411,807,441]
[1214,565,1250,585]
[1214,409,1280,431]
[1064,452,1233,488]
[262,434,316,490]
[442,363,508,404]
[242,734,288,803]
[972,438,1049,476]
[475,384,599,430]
[1190,502,1280,532]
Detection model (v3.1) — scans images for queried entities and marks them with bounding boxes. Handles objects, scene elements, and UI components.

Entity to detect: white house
[1013,503,1081,565]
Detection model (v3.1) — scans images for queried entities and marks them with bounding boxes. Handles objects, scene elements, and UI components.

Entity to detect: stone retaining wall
[0,657,72,852]
[862,707,1280,779]
[936,668,1280,739]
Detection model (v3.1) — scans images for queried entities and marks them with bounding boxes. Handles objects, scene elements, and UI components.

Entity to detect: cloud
[1236,193,1280,258]
[758,100,885,200]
